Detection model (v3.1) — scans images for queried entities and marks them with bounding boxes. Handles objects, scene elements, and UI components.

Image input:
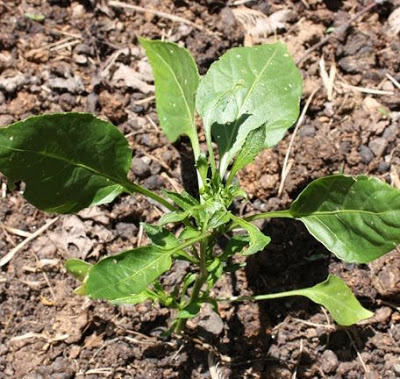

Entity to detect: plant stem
[225,168,236,188]
[205,131,217,178]
[244,209,294,223]
[174,236,211,333]
[190,135,201,163]
[225,209,294,233]
[216,287,304,303]
[123,181,176,212]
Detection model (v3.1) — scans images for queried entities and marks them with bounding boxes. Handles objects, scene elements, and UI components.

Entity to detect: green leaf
[221,235,249,260]
[228,125,266,181]
[159,209,192,225]
[110,290,159,305]
[292,275,373,326]
[85,232,210,300]
[290,175,400,263]
[24,12,45,21]
[179,225,201,241]
[229,214,270,255]
[86,246,173,300]
[0,113,132,213]
[65,259,92,281]
[195,153,210,187]
[163,190,199,211]
[196,42,302,175]
[228,275,372,325]
[142,223,177,248]
[139,38,200,156]
[178,302,202,319]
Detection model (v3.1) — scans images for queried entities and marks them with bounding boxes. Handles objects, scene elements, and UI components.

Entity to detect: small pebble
[74,43,92,56]
[359,145,374,164]
[378,161,390,173]
[197,310,224,338]
[339,141,351,154]
[383,125,397,140]
[321,349,339,373]
[0,114,13,126]
[59,93,76,111]
[144,175,163,190]
[368,137,387,157]
[22,374,44,379]
[338,56,372,74]
[150,161,161,175]
[73,54,87,65]
[162,150,172,164]
[115,222,138,239]
[132,157,151,178]
[300,124,316,137]
[48,76,85,94]
[86,92,99,113]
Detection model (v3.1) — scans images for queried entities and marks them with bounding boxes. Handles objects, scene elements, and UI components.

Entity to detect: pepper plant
[1,38,399,334]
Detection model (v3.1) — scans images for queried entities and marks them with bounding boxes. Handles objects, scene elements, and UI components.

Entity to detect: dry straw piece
[232,7,291,45]
[388,7,400,35]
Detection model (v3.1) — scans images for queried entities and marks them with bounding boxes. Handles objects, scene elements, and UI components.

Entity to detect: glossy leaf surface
[291,175,400,263]
[230,214,270,255]
[0,113,131,213]
[65,259,92,281]
[139,38,200,150]
[110,290,159,305]
[196,42,302,175]
[293,275,373,326]
[86,246,173,300]
[228,125,266,180]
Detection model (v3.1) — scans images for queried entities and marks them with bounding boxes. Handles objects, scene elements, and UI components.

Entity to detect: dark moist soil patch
[1,1,400,378]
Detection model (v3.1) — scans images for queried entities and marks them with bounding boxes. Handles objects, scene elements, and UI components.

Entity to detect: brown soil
[1,0,400,378]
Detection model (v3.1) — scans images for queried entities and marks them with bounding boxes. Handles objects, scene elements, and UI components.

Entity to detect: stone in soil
[115,222,138,239]
[377,161,390,173]
[188,304,224,340]
[144,174,164,190]
[59,93,76,111]
[300,124,316,137]
[132,157,151,178]
[359,145,374,164]
[0,114,13,126]
[321,349,339,373]
[368,137,387,157]
[86,92,99,113]
[48,76,85,94]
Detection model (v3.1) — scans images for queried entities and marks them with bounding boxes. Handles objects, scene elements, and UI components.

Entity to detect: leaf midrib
[303,289,361,316]
[90,248,171,297]
[297,208,400,217]
[150,46,195,139]
[221,44,280,158]
[0,143,126,188]
[90,231,210,296]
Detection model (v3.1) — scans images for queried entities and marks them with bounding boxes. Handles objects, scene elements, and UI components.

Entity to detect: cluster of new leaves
[0,39,399,330]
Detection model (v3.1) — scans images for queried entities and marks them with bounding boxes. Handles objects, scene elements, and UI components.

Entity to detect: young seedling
[0,39,399,334]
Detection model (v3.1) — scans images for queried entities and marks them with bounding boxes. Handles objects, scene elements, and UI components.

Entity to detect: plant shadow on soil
[221,216,330,375]
[224,211,375,376]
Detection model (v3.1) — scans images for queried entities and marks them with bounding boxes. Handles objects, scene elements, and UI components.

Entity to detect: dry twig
[232,7,291,45]
[108,1,212,34]
[0,217,59,267]
[340,82,394,96]
[346,329,370,374]
[208,351,225,379]
[385,73,400,91]
[278,87,319,197]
